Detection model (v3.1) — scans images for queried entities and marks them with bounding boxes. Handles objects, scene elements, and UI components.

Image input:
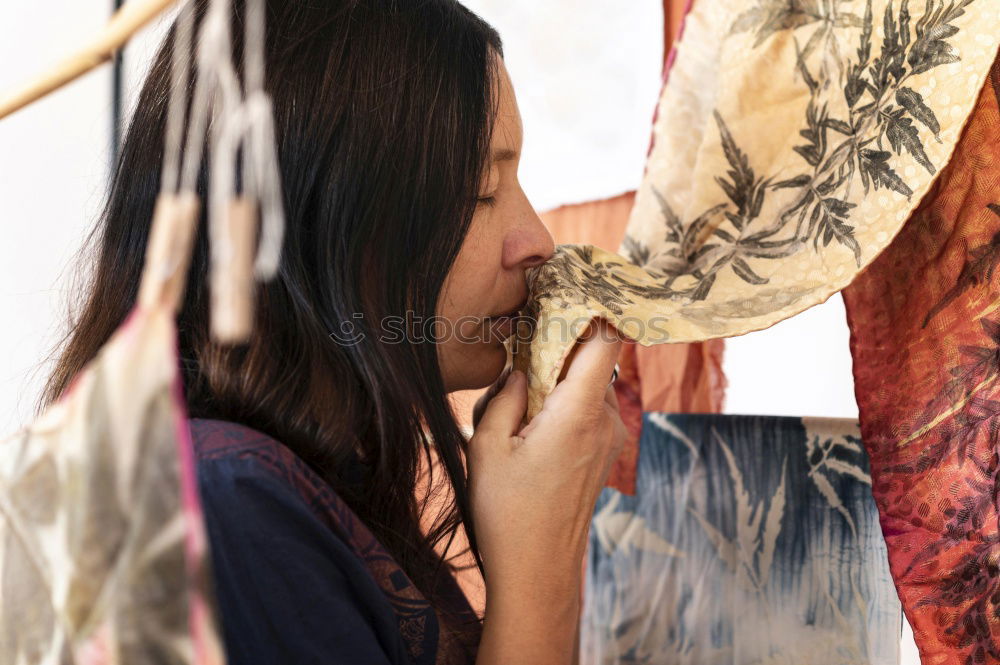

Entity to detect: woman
[43,1,625,663]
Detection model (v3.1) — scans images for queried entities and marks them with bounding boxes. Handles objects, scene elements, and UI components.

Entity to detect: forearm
[476,576,582,665]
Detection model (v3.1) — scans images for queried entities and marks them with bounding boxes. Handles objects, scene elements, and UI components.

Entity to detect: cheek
[439,216,504,321]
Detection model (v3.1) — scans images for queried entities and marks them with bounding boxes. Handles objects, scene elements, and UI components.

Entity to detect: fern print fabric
[842,53,1000,665]
[0,306,225,665]
[538,192,728,495]
[512,0,1000,419]
[582,413,901,665]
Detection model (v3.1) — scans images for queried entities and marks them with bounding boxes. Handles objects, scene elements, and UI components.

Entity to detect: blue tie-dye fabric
[583,414,902,665]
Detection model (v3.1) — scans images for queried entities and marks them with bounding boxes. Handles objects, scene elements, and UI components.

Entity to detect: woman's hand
[468,318,625,665]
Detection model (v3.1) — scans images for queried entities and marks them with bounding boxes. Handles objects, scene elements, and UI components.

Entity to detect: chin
[443,340,510,392]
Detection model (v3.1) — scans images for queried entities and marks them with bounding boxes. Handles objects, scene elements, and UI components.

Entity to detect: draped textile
[583,413,901,665]
[0,306,224,665]
[842,52,1000,665]
[514,0,1000,420]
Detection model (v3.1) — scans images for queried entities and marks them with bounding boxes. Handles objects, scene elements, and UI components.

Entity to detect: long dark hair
[43,0,501,628]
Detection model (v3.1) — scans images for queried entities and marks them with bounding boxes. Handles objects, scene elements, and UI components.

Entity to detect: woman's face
[437,59,554,392]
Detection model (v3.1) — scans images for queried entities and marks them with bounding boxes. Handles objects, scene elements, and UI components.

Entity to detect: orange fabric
[636,339,726,413]
[538,190,638,248]
[608,341,643,494]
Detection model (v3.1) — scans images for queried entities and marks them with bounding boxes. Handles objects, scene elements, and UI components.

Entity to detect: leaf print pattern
[921,204,1000,328]
[842,52,1000,665]
[514,0,998,421]
[688,428,788,594]
[625,0,987,291]
[593,493,685,559]
[807,429,871,538]
[582,414,900,665]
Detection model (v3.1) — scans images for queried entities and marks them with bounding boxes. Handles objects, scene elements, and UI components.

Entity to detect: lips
[484,297,527,343]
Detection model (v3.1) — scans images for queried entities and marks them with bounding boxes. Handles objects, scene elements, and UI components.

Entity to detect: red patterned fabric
[843,53,1000,665]
[608,341,643,494]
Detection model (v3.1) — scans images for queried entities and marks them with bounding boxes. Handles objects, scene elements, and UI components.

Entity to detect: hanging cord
[141,0,284,323]
[182,0,284,284]
[242,0,284,278]
[138,0,201,311]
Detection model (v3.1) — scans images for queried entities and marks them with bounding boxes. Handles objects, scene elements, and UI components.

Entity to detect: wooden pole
[0,0,180,121]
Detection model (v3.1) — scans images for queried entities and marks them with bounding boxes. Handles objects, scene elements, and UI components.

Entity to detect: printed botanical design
[592,492,685,558]
[623,0,978,302]
[806,429,871,538]
[583,414,900,665]
[842,51,1000,665]
[881,312,1000,664]
[516,0,996,422]
[526,245,641,318]
[921,204,1000,327]
[689,429,788,597]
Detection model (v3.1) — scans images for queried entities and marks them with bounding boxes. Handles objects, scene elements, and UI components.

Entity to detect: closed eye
[477,195,497,208]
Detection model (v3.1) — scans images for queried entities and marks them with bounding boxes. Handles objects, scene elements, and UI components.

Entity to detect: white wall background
[0,1,112,433]
[0,1,913,661]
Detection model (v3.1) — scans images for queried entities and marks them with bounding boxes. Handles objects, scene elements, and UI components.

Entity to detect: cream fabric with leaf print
[513,0,1000,420]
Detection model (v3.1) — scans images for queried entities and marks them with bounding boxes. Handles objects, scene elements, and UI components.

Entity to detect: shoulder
[190,417,329,500]
[188,418,433,665]
[190,418,399,569]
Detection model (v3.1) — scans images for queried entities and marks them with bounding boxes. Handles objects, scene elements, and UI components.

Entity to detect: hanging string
[138,0,197,300]
[181,0,284,287]
[243,0,284,278]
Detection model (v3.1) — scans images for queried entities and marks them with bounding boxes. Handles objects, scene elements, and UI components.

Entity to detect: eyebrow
[492,148,518,163]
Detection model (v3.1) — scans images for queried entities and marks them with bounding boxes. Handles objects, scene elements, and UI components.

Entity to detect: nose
[503,191,555,270]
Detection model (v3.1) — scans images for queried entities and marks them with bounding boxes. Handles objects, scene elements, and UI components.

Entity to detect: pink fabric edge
[166,313,218,665]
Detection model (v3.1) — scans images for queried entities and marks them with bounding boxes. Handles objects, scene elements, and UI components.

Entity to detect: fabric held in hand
[539,192,728,494]
[513,0,1000,420]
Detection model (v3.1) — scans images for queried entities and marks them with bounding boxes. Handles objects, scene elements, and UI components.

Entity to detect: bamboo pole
[0,0,181,121]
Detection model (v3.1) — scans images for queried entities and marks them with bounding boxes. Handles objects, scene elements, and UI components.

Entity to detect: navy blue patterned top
[190,418,480,665]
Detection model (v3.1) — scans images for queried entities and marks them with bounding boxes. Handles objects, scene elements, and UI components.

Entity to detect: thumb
[472,367,512,429]
[472,369,528,444]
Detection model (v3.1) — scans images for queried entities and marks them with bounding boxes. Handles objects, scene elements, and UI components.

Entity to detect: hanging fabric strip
[0,0,290,660]
[842,52,1000,665]
[582,413,901,665]
[513,0,1000,420]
